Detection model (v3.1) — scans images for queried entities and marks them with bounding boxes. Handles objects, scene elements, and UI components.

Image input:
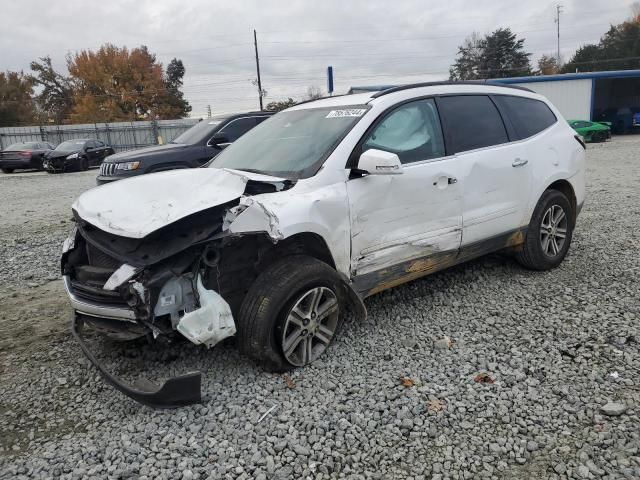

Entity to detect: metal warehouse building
[350,69,640,133]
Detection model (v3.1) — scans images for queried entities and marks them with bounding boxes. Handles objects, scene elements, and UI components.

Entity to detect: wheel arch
[545,179,577,224]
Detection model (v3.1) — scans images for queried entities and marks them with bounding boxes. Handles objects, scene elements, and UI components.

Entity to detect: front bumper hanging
[71,314,202,408]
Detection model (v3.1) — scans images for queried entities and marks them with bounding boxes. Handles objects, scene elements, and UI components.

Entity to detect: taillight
[574,135,586,150]
[20,150,32,157]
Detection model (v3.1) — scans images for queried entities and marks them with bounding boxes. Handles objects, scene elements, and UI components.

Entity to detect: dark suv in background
[96,111,272,184]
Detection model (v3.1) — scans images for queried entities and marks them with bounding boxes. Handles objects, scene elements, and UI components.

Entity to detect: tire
[237,255,346,372]
[79,158,89,171]
[593,131,606,142]
[1,168,14,174]
[516,189,574,270]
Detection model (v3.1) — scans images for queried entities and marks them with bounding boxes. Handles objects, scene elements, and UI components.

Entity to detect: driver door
[347,98,463,286]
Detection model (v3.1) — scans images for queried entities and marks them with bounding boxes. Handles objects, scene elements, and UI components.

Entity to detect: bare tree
[306,86,323,100]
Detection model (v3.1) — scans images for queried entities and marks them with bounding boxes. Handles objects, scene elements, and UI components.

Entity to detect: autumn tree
[537,54,560,75]
[29,56,74,123]
[67,44,189,122]
[265,98,297,112]
[450,28,531,80]
[0,71,37,127]
[561,11,640,73]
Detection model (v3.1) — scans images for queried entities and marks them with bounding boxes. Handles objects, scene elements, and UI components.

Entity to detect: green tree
[160,58,192,118]
[265,98,297,112]
[449,33,483,80]
[450,28,531,80]
[562,11,640,73]
[29,56,74,123]
[0,71,37,127]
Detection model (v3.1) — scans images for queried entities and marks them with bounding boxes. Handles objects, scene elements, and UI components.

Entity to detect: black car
[44,139,114,173]
[0,141,55,173]
[96,111,272,184]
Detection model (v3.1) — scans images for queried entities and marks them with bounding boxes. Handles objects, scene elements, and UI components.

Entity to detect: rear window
[438,95,509,154]
[494,95,557,139]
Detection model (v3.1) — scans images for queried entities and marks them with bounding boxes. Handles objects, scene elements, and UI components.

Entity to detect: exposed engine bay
[62,171,303,407]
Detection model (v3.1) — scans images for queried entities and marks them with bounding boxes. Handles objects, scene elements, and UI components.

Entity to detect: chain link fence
[0,119,200,152]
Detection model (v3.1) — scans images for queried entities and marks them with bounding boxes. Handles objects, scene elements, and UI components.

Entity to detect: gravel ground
[0,138,639,480]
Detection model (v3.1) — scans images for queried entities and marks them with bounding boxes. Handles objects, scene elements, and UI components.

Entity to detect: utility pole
[555,4,563,65]
[254,29,263,111]
[206,104,212,118]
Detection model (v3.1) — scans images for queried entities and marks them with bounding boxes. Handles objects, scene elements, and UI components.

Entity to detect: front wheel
[1,168,14,174]
[79,158,89,171]
[237,256,345,372]
[516,189,574,270]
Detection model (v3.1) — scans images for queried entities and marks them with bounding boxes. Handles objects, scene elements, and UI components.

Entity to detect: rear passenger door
[437,95,532,246]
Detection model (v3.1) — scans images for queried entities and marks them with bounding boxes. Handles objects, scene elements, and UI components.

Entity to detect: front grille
[70,280,129,307]
[100,163,117,176]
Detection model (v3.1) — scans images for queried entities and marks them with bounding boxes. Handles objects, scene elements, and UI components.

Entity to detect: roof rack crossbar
[370,80,533,98]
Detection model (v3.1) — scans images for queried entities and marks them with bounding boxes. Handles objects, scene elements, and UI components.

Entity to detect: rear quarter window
[494,95,557,139]
[437,95,509,154]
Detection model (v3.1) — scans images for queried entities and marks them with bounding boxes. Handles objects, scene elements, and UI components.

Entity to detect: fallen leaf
[283,374,296,389]
[427,399,445,413]
[474,372,495,384]
[399,377,415,388]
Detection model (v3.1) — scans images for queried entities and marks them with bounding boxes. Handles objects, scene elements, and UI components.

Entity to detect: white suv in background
[62,81,585,407]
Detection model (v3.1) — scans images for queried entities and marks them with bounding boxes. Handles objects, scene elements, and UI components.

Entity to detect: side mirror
[209,132,230,146]
[356,149,403,175]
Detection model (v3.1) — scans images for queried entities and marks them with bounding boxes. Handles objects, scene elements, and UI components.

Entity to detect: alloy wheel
[540,204,568,257]
[281,286,339,366]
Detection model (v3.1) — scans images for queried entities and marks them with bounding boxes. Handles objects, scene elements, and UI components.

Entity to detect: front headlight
[116,161,141,171]
[66,153,79,160]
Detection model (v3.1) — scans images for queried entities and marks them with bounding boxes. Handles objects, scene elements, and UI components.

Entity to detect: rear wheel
[1,168,14,174]
[237,256,345,372]
[516,189,574,270]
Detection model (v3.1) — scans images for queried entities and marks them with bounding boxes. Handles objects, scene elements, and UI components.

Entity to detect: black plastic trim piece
[370,81,533,98]
[71,314,202,409]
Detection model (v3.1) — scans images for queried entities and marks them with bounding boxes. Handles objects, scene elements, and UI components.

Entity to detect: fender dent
[228,197,284,241]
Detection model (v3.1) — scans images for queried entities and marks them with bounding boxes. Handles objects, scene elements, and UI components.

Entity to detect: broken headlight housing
[116,161,141,171]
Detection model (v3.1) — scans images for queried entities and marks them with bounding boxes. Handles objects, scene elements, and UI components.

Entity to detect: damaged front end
[62,171,293,408]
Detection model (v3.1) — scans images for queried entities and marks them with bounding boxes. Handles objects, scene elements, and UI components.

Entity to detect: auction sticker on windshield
[325,109,367,118]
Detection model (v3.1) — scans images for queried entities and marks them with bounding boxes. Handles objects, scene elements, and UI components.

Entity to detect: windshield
[55,140,85,151]
[5,142,39,151]
[171,119,223,144]
[210,106,369,178]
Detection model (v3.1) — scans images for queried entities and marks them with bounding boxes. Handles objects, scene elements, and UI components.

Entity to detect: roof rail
[370,80,533,98]
[291,93,351,107]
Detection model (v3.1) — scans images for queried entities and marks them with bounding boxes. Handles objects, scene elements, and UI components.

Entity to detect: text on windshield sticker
[326,109,367,118]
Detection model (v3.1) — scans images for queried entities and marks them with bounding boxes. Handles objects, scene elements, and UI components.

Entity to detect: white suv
[62,82,585,407]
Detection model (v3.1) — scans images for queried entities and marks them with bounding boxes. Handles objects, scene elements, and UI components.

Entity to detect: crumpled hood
[73,168,248,239]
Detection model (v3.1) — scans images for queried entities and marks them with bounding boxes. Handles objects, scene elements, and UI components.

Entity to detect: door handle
[433,176,457,188]
[512,158,528,167]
